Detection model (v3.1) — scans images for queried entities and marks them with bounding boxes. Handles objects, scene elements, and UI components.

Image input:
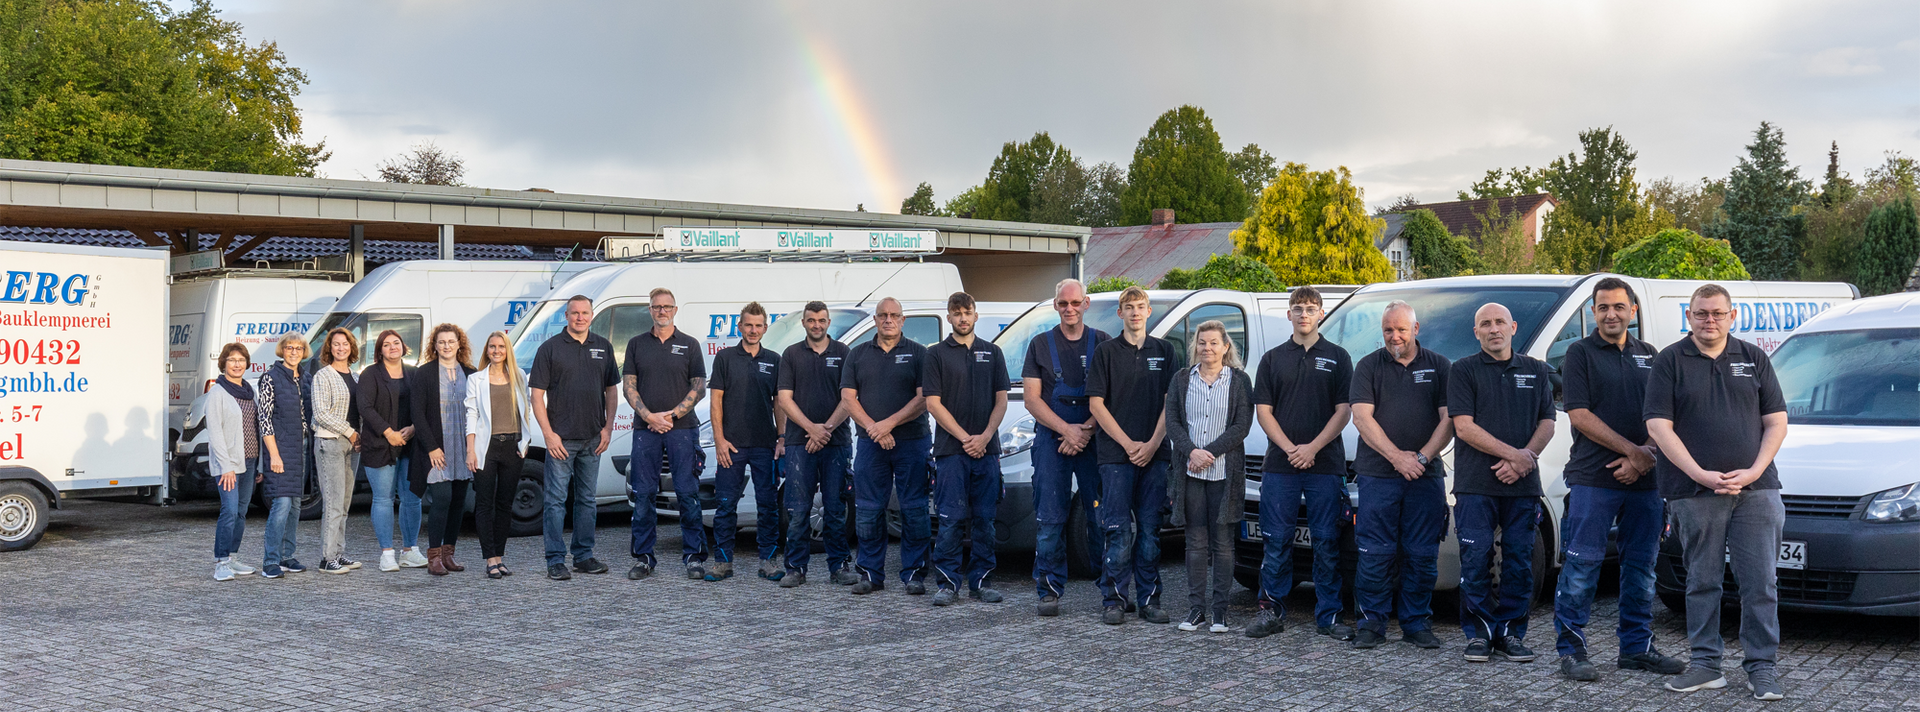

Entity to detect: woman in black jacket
[359,329,423,572]
[410,323,477,575]
[1164,320,1254,633]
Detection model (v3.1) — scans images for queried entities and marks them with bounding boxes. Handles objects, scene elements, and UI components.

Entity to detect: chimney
[1151,208,1175,226]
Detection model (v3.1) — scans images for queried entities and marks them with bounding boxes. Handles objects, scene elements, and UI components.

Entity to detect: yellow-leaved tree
[1232,163,1396,285]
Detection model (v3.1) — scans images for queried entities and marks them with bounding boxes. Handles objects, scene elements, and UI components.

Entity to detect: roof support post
[348,224,365,281]
[437,224,455,260]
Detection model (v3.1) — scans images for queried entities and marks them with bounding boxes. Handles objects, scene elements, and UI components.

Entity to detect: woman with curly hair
[410,323,477,575]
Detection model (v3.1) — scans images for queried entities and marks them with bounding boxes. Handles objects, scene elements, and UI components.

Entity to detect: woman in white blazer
[464,331,540,579]
[206,342,264,582]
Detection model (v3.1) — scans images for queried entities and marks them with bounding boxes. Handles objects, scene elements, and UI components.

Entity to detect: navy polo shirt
[778,339,852,448]
[843,337,931,442]
[1561,331,1658,490]
[1447,350,1556,497]
[709,344,780,449]
[1251,336,1353,475]
[1021,325,1110,407]
[1086,334,1182,466]
[1348,344,1450,478]
[1643,336,1786,499]
[527,330,619,440]
[622,328,706,430]
[921,335,1009,457]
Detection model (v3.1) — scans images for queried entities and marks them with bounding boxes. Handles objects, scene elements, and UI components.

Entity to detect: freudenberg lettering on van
[1677,300,1834,352]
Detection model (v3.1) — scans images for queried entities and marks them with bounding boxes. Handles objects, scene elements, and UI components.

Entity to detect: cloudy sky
[216,0,1919,214]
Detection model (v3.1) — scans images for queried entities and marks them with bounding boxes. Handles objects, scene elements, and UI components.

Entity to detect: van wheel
[1531,524,1554,608]
[1064,495,1098,579]
[0,482,51,551]
[298,479,324,521]
[509,459,546,538]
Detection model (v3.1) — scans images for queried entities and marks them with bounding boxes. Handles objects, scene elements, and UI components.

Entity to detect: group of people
[205,275,1791,701]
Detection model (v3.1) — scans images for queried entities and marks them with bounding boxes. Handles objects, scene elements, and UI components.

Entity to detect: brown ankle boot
[427,546,448,576]
[443,543,465,572]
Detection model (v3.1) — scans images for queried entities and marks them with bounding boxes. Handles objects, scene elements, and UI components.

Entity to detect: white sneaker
[1210,622,1229,634]
[399,547,430,568]
[225,558,256,576]
[379,550,400,572]
[214,560,235,582]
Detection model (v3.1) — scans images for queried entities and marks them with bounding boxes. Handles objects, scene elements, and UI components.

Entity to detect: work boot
[1317,622,1355,641]
[852,579,882,595]
[427,546,448,576]
[703,561,734,582]
[442,544,464,572]
[1139,605,1170,624]
[830,568,859,586]
[1351,628,1388,649]
[1618,649,1686,675]
[1402,629,1442,649]
[1243,608,1283,638]
[1037,595,1060,617]
[904,580,927,596]
[547,563,572,580]
[968,587,1004,603]
[779,570,806,588]
[1101,605,1125,625]
[932,588,959,606]
[758,558,784,581]
[686,562,706,580]
[627,562,654,580]
[1560,656,1600,682]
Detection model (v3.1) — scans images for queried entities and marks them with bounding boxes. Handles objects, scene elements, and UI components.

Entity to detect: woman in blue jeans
[358,329,426,572]
[207,342,263,581]
[256,334,312,578]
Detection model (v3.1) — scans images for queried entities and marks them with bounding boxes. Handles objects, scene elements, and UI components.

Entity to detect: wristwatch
[1415,453,1431,466]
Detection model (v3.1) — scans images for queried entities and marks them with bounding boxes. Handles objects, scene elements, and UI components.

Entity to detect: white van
[1656,291,1918,616]
[0,242,169,551]
[305,259,608,365]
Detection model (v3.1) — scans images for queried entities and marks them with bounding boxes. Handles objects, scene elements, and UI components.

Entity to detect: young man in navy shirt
[1088,286,1181,626]
[622,287,708,581]
[1023,278,1108,617]
[922,291,1010,607]
[708,301,784,583]
[776,301,855,588]
[842,297,933,595]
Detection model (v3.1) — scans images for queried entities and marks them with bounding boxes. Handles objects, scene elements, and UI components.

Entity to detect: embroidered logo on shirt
[1513,373,1537,389]
[1730,362,1756,377]
[825,357,842,368]
[1146,357,1165,371]
[757,362,774,374]
[1633,354,1652,369]
[895,354,913,364]
[670,344,686,356]
[973,350,991,363]
[1412,368,1435,384]
[589,348,605,359]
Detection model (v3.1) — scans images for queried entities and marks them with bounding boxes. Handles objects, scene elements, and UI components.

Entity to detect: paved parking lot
[3,498,1916,711]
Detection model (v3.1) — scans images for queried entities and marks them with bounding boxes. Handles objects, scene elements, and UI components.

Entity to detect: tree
[1401,209,1480,278]
[1544,127,1639,227]
[1473,200,1537,274]
[1458,166,1545,201]
[1855,197,1920,296]
[1383,194,1421,213]
[1232,162,1395,285]
[1156,253,1288,292]
[1087,276,1140,294]
[900,182,938,215]
[1819,141,1858,208]
[1028,157,1090,226]
[943,185,984,219]
[1535,196,1677,274]
[1644,177,1725,234]
[1081,161,1127,228]
[0,0,327,175]
[375,141,465,186]
[1119,105,1247,225]
[1709,121,1811,281]
[973,131,1073,223]
[1864,151,1918,198]
[1612,229,1751,280]
[1227,143,1278,215]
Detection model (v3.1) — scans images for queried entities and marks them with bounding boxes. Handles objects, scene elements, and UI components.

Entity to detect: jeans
[1671,490,1784,673]
[1097,461,1167,608]
[784,444,851,574]
[630,428,702,565]
[543,439,601,567]
[1456,493,1539,641]
[213,457,258,560]
[1183,477,1233,618]
[714,445,778,563]
[426,479,470,548]
[315,437,357,561]
[473,436,523,559]
[366,457,420,550]
[1354,472,1447,635]
[1554,485,1663,658]
[1258,469,1348,625]
[855,436,932,585]
[1031,428,1105,599]
[932,452,1002,591]
[263,495,299,567]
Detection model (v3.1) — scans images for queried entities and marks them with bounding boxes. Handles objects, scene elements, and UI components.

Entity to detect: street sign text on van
[661,227,935,253]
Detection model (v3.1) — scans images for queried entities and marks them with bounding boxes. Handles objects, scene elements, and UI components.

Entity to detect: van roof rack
[599,229,942,264]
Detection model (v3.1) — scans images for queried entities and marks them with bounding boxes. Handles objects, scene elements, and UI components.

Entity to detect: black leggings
[426,480,470,549]
[472,435,523,559]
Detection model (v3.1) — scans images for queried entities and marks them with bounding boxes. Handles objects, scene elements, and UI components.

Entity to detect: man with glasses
[1646,284,1789,701]
[776,301,855,587]
[530,294,620,580]
[1088,286,1181,625]
[1552,278,1686,682]
[1246,286,1354,640]
[841,297,933,595]
[622,287,708,581]
[1023,278,1109,617]
[710,302,785,582]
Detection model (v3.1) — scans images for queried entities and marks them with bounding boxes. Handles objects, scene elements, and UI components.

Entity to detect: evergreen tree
[1613,229,1751,280]
[1709,121,1811,280]
[900,182,938,215]
[1232,162,1394,284]
[974,132,1073,222]
[1458,167,1545,201]
[1227,143,1278,215]
[1401,209,1480,278]
[1819,141,1857,207]
[1119,105,1247,225]
[1855,197,1920,296]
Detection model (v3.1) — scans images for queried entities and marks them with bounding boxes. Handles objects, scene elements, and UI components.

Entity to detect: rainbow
[784,5,903,212]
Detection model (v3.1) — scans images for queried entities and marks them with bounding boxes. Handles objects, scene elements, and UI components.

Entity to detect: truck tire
[1064,495,1098,579]
[0,481,51,552]
[509,458,546,538]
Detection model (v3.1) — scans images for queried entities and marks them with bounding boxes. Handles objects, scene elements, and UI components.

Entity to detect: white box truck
[0,242,169,551]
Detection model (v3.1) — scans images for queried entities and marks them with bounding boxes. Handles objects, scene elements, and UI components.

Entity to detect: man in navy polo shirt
[1646,283,1790,701]
[622,287,708,581]
[842,296,933,596]
[1553,278,1686,681]
[1245,286,1354,640]
[922,291,1010,607]
[1348,300,1451,651]
[708,301,784,582]
[1088,286,1181,626]
[528,294,620,581]
[1448,302,1555,664]
[1023,278,1109,617]
[776,301,855,588]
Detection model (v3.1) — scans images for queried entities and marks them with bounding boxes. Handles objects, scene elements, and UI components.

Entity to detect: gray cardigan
[1164,365,1254,527]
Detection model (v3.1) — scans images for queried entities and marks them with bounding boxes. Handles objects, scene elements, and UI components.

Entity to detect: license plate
[1725,540,1806,570]
[1239,522,1312,548]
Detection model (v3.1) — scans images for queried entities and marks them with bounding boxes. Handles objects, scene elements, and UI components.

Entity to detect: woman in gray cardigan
[1164,320,1254,633]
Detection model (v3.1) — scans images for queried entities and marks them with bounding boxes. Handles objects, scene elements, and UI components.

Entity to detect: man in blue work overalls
[1022,278,1109,617]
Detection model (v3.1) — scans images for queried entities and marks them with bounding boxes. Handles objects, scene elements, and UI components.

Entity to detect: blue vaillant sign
[662,227,936,254]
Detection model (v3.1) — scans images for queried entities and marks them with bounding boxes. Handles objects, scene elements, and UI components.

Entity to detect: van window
[1546,297,1643,372]
[994,296,1179,385]
[510,300,569,373]
[905,315,942,345]
[1320,287,1569,362]
[1772,327,1920,426]
[591,305,655,372]
[1162,303,1247,364]
[763,308,866,354]
[310,312,426,367]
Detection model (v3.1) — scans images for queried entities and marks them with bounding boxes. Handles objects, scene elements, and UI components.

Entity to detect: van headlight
[698,421,714,450]
[1863,483,1920,523]
[999,415,1036,457]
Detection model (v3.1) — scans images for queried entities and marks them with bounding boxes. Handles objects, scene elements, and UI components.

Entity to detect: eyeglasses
[1689,310,1733,322]
[1289,306,1321,316]
[649,305,677,312]
[1054,299,1087,308]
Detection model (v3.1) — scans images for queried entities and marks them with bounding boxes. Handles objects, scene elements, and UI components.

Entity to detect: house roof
[1085,221,1242,286]
[1395,193,1555,238]
[0,226,586,263]
[1374,212,1408,250]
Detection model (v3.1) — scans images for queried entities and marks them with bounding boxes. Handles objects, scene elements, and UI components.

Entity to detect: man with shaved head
[1448,302,1556,665]
[841,296,933,595]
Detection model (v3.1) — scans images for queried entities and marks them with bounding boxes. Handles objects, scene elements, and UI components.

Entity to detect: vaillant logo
[869,233,923,250]
[778,231,833,249]
[680,230,741,248]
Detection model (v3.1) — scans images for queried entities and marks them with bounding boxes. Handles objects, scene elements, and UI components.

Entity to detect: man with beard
[922,292,1010,606]
[775,302,855,587]
[708,302,785,582]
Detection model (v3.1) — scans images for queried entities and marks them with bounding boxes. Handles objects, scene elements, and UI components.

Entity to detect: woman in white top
[206,342,263,581]
[465,331,539,579]
[310,327,363,574]
[1163,320,1254,633]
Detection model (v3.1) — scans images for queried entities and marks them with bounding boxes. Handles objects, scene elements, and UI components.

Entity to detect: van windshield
[510,300,571,371]
[762,308,867,354]
[1772,327,1920,426]
[994,296,1179,386]
[1319,287,1570,362]
[309,311,426,367]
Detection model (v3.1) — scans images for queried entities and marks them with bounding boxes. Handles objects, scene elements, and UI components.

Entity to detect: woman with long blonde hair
[465,331,540,578]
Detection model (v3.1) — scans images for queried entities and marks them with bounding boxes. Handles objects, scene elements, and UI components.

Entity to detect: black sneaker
[904,580,927,595]
[1101,605,1125,625]
[318,558,350,575]
[1495,636,1536,662]
[627,562,653,580]
[1317,622,1355,641]
[851,580,881,595]
[1619,649,1687,675]
[1464,638,1492,662]
[548,563,572,580]
[1402,629,1442,649]
[1560,656,1600,682]
[1037,595,1060,617]
[1244,608,1283,638]
[778,570,806,588]
[1139,605,1170,624]
[968,587,1004,603]
[1351,628,1388,649]
[1178,607,1208,631]
[280,558,307,574]
[574,558,609,575]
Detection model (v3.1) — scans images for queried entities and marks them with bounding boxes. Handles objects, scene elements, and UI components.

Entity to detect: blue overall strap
[1047,326,1066,382]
